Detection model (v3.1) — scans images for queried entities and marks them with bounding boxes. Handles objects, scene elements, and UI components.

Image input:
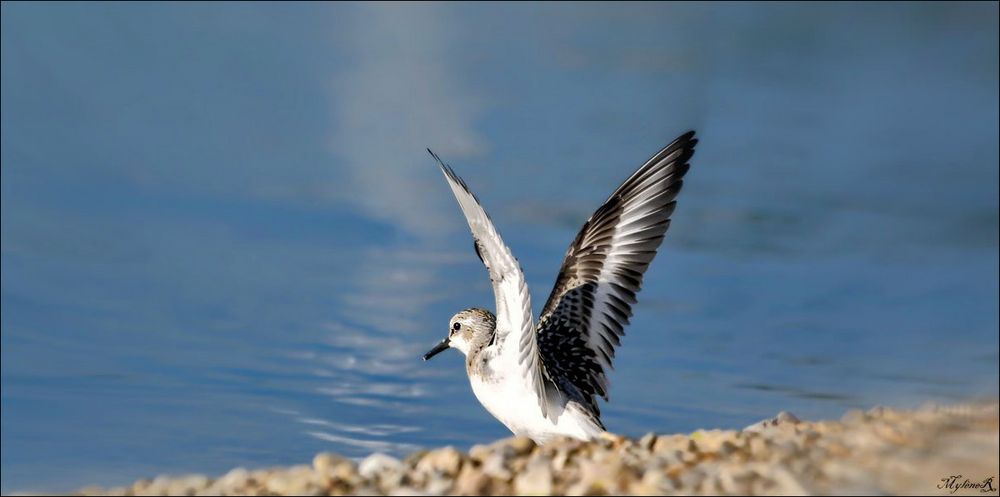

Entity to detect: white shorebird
[423,131,698,443]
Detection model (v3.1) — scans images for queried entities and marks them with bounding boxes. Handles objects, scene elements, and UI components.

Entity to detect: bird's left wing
[430,150,559,418]
[536,131,697,414]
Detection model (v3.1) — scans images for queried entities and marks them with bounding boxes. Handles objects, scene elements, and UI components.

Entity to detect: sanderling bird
[423,131,698,443]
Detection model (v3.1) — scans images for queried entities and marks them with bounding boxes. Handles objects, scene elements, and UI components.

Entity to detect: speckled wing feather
[536,131,697,415]
[430,150,559,418]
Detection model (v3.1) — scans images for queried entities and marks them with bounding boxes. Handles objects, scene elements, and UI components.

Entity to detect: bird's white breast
[468,351,601,443]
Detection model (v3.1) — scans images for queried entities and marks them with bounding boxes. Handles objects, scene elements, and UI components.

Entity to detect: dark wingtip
[676,130,697,148]
[663,130,698,163]
[427,148,455,177]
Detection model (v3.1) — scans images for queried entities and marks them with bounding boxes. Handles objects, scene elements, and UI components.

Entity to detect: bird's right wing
[536,131,697,413]
[430,150,560,418]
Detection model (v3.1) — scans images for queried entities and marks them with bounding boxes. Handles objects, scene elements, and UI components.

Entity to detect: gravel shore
[74,400,999,496]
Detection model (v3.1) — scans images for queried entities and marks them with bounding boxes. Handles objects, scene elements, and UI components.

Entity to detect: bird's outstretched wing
[430,150,559,418]
[536,131,697,415]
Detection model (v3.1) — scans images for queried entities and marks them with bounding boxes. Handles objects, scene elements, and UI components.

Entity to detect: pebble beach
[73,401,999,496]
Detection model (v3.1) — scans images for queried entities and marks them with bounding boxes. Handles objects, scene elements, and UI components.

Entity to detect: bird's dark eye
[452,322,461,332]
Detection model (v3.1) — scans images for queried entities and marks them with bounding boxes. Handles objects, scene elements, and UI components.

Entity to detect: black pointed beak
[422,338,450,361]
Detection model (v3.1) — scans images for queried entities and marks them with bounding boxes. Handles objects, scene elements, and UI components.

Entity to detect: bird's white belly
[469,372,599,443]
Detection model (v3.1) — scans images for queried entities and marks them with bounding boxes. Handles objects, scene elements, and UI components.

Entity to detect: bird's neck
[465,325,498,377]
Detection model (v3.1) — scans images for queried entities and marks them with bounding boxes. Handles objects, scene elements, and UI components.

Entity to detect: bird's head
[422,308,496,360]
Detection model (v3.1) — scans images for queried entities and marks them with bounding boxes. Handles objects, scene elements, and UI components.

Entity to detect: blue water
[2,2,997,493]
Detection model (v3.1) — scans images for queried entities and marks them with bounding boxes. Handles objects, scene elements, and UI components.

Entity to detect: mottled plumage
[423,131,698,442]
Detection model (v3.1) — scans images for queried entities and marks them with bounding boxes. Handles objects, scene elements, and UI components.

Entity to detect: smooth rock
[214,467,250,490]
[415,446,464,476]
[166,474,210,496]
[480,452,513,480]
[513,456,553,495]
[509,436,537,456]
[745,411,802,433]
[358,453,403,480]
[452,465,492,495]
[313,452,349,475]
[637,432,657,451]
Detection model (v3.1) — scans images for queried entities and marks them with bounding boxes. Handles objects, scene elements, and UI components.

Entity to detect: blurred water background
[2,2,998,493]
